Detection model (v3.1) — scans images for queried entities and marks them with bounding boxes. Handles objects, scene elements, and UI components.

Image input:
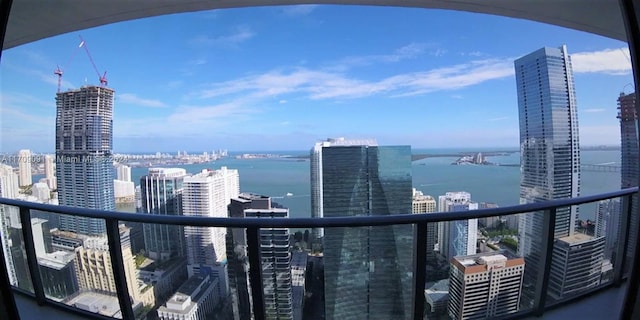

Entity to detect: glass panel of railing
[30,211,122,318]
[137,221,237,320]
[313,225,415,320]
[623,192,638,277]
[442,216,530,320]
[544,203,612,308]
[1,204,33,293]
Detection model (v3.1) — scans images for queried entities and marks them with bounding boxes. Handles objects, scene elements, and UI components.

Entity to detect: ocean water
[121,149,621,222]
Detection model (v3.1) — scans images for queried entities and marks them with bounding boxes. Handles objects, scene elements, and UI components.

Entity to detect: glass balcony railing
[0,187,637,320]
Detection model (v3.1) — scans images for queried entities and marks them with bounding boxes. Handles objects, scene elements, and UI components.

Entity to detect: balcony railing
[0,187,638,320]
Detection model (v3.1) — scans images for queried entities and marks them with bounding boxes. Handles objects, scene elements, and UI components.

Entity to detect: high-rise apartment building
[245,208,293,320]
[515,45,580,292]
[55,86,115,236]
[0,164,19,286]
[311,138,413,320]
[438,192,478,260]
[183,167,239,278]
[140,168,187,261]
[116,164,132,182]
[227,193,272,320]
[412,189,438,262]
[618,92,638,266]
[448,252,524,319]
[44,154,56,190]
[18,149,32,187]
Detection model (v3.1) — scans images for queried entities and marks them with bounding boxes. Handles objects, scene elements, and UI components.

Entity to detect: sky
[0,5,634,153]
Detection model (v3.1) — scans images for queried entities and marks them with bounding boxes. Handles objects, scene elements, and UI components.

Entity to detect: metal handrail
[0,187,636,228]
[2,187,637,320]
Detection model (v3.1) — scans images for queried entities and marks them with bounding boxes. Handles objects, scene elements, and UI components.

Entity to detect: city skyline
[0,5,633,153]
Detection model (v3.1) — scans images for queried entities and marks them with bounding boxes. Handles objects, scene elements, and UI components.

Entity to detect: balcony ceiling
[3,0,627,50]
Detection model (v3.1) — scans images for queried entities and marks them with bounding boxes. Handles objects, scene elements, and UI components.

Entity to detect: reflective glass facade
[140,168,187,261]
[320,145,413,320]
[515,46,580,299]
[55,86,115,236]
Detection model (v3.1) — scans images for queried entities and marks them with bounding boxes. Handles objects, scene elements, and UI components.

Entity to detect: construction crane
[78,35,108,87]
[53,40,82,93]
[53,35,108,92]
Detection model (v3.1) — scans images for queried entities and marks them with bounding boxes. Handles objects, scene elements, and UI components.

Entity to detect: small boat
[286,192,293,197]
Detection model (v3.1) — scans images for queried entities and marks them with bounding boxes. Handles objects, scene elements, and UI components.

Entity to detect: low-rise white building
[157,274,220,320]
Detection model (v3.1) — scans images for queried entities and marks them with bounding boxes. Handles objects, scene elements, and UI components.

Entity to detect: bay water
[125,149,621,222]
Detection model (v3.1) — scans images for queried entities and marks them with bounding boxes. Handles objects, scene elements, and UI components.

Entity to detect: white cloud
[281,5,318,16]
[331,43,429,70]
[194,57,515,101]
[488,116,509,121]
[582,108,606,113]
[189,26,255,46]
[0,106,54,126]
[571,47,631,75]
[114,100,258,138]
[1,92,53,109]
[118,93,167,108]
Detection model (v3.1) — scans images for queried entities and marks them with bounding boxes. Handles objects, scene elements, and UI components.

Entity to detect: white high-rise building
[116,164,132,182]
[448,252,525,319]
[438,192,478,260]
[32,182,51,201]
[183,167,239,277]
[413,189,438,261]
[0,164,19,200]
[44,154,56,190]
[0,164,19,286]
[113,180,135,200]
[18,149,32,187]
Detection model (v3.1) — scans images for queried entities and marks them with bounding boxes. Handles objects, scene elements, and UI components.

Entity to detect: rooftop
[37,251,75,270]
[452,251,524,274]
[425,279,450,303]
[558,233,600,244]
[66,292,122,319]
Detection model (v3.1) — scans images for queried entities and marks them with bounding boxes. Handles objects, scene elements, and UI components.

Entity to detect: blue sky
[0,5,633,153]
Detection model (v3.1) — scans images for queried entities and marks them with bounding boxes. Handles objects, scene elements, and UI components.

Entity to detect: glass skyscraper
[312,139,413,320]
[140,168,187,261]
[55,86,115,236]
[515,45,581,297]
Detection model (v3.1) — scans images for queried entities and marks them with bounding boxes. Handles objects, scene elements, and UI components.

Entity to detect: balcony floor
[11,284,627,320]
[524,284,626,320]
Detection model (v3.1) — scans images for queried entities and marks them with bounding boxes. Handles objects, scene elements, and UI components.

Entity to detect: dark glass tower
[140,168,187,261]
[227,194,292,320]
[55,86,115,236]
[315,140,413,320]
[515,45,581,299]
